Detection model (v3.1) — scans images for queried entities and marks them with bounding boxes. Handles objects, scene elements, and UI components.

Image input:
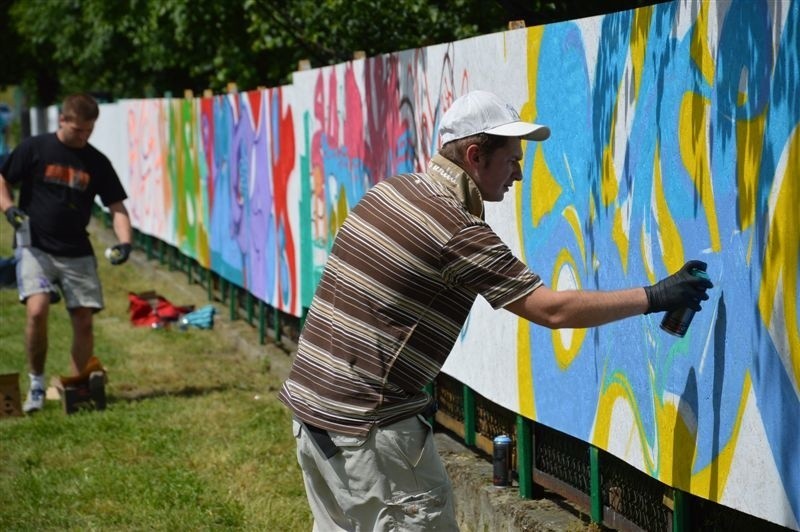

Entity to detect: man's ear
[465,143,481,169]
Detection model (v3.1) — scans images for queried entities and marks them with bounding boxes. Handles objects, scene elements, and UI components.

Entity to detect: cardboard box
[1,373,23,418]
[50,373,107,414]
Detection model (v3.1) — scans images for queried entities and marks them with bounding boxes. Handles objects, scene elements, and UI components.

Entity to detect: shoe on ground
[23,387,45,414]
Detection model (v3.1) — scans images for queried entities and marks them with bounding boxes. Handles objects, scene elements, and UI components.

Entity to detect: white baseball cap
[439,90,550,144]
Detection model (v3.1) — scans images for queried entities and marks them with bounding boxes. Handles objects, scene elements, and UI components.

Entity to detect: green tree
[2,0,662,106]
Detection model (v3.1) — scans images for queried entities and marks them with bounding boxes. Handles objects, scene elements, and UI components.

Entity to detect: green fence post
[273,306,282,343]
[229,283,237,321]
[423,381,436,426]
[158,240,165,265]
[516,415,533,498]
[463,385,475,447]
[207,270,213,301]
[246,293,254,325]
[258,301,266,345]
[673,488,688,532]
[145,235,153,260]
[590,445,602,524]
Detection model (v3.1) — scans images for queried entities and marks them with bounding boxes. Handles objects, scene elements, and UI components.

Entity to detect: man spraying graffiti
[279,90,712,530]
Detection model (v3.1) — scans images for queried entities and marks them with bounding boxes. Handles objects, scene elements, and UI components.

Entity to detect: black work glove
[644,260,713,314]
[108,243,132,265]
[4,206,26,229]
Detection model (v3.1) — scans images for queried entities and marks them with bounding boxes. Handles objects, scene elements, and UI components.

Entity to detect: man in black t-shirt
[0,93,133,414]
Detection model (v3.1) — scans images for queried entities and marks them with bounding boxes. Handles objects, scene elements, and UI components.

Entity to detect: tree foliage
[2,0,661,106]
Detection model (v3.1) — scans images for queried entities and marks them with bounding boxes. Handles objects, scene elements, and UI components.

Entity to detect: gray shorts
[15,246,104,310]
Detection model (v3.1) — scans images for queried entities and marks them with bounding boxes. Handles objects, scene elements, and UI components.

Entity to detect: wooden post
[353,50,366,60]
[227,82,238,94]
[203,89,213,98]
[508,19,526,30]
[297,59,311,71]
[183,89,193,99]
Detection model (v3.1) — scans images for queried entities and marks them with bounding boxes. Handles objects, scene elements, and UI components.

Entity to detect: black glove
[4,206,26,229]
[644,260,713,314]
[108,243,132,265]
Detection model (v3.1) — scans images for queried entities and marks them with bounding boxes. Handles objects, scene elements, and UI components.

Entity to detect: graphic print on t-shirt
[44,164,90,191]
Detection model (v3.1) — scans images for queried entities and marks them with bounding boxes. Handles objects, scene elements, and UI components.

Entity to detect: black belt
[301,421,340,459]
[300,401,437,461]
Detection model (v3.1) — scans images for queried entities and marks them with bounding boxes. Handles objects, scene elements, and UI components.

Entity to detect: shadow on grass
[108,382,255,403]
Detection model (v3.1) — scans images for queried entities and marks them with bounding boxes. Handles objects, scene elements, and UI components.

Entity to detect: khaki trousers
[293,415,459,531]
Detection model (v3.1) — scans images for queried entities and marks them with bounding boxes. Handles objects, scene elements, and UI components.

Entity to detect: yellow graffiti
[600,0,653,241]
[592,370,657,474]
[678,92,722,252]
[612,205,630,273]
[522,25,544,123]
[551,249,587,369]
[601,117,620,207]
[594,366,753,494]
[736,110,768,231]
[655,394,697,488]
[690,0,715,87]
[517,310,536,419]
[531,144,562,227]
[599,66,629,210]
[330,184,349,237]
[517,24,547,420]
[653,140,686,274]
[758,126,800,387]
[630,6,653,100]
[688,373,752,499]
[563,206,586,267]
[640,222,657,285]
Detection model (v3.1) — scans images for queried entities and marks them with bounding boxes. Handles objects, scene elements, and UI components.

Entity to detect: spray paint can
[660,268,710,337]
[492,434,512,486]
[15,215,31,248]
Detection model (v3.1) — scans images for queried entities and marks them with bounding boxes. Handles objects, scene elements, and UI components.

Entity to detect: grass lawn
[0,220,312,530]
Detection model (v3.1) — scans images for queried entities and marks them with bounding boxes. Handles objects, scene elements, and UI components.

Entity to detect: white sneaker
[23,387,45,413]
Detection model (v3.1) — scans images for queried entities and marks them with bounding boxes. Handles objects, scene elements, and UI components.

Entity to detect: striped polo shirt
[279,154,542,436]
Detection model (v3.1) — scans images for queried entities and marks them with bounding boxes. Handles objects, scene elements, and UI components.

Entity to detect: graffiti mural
[91,0,797,527]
